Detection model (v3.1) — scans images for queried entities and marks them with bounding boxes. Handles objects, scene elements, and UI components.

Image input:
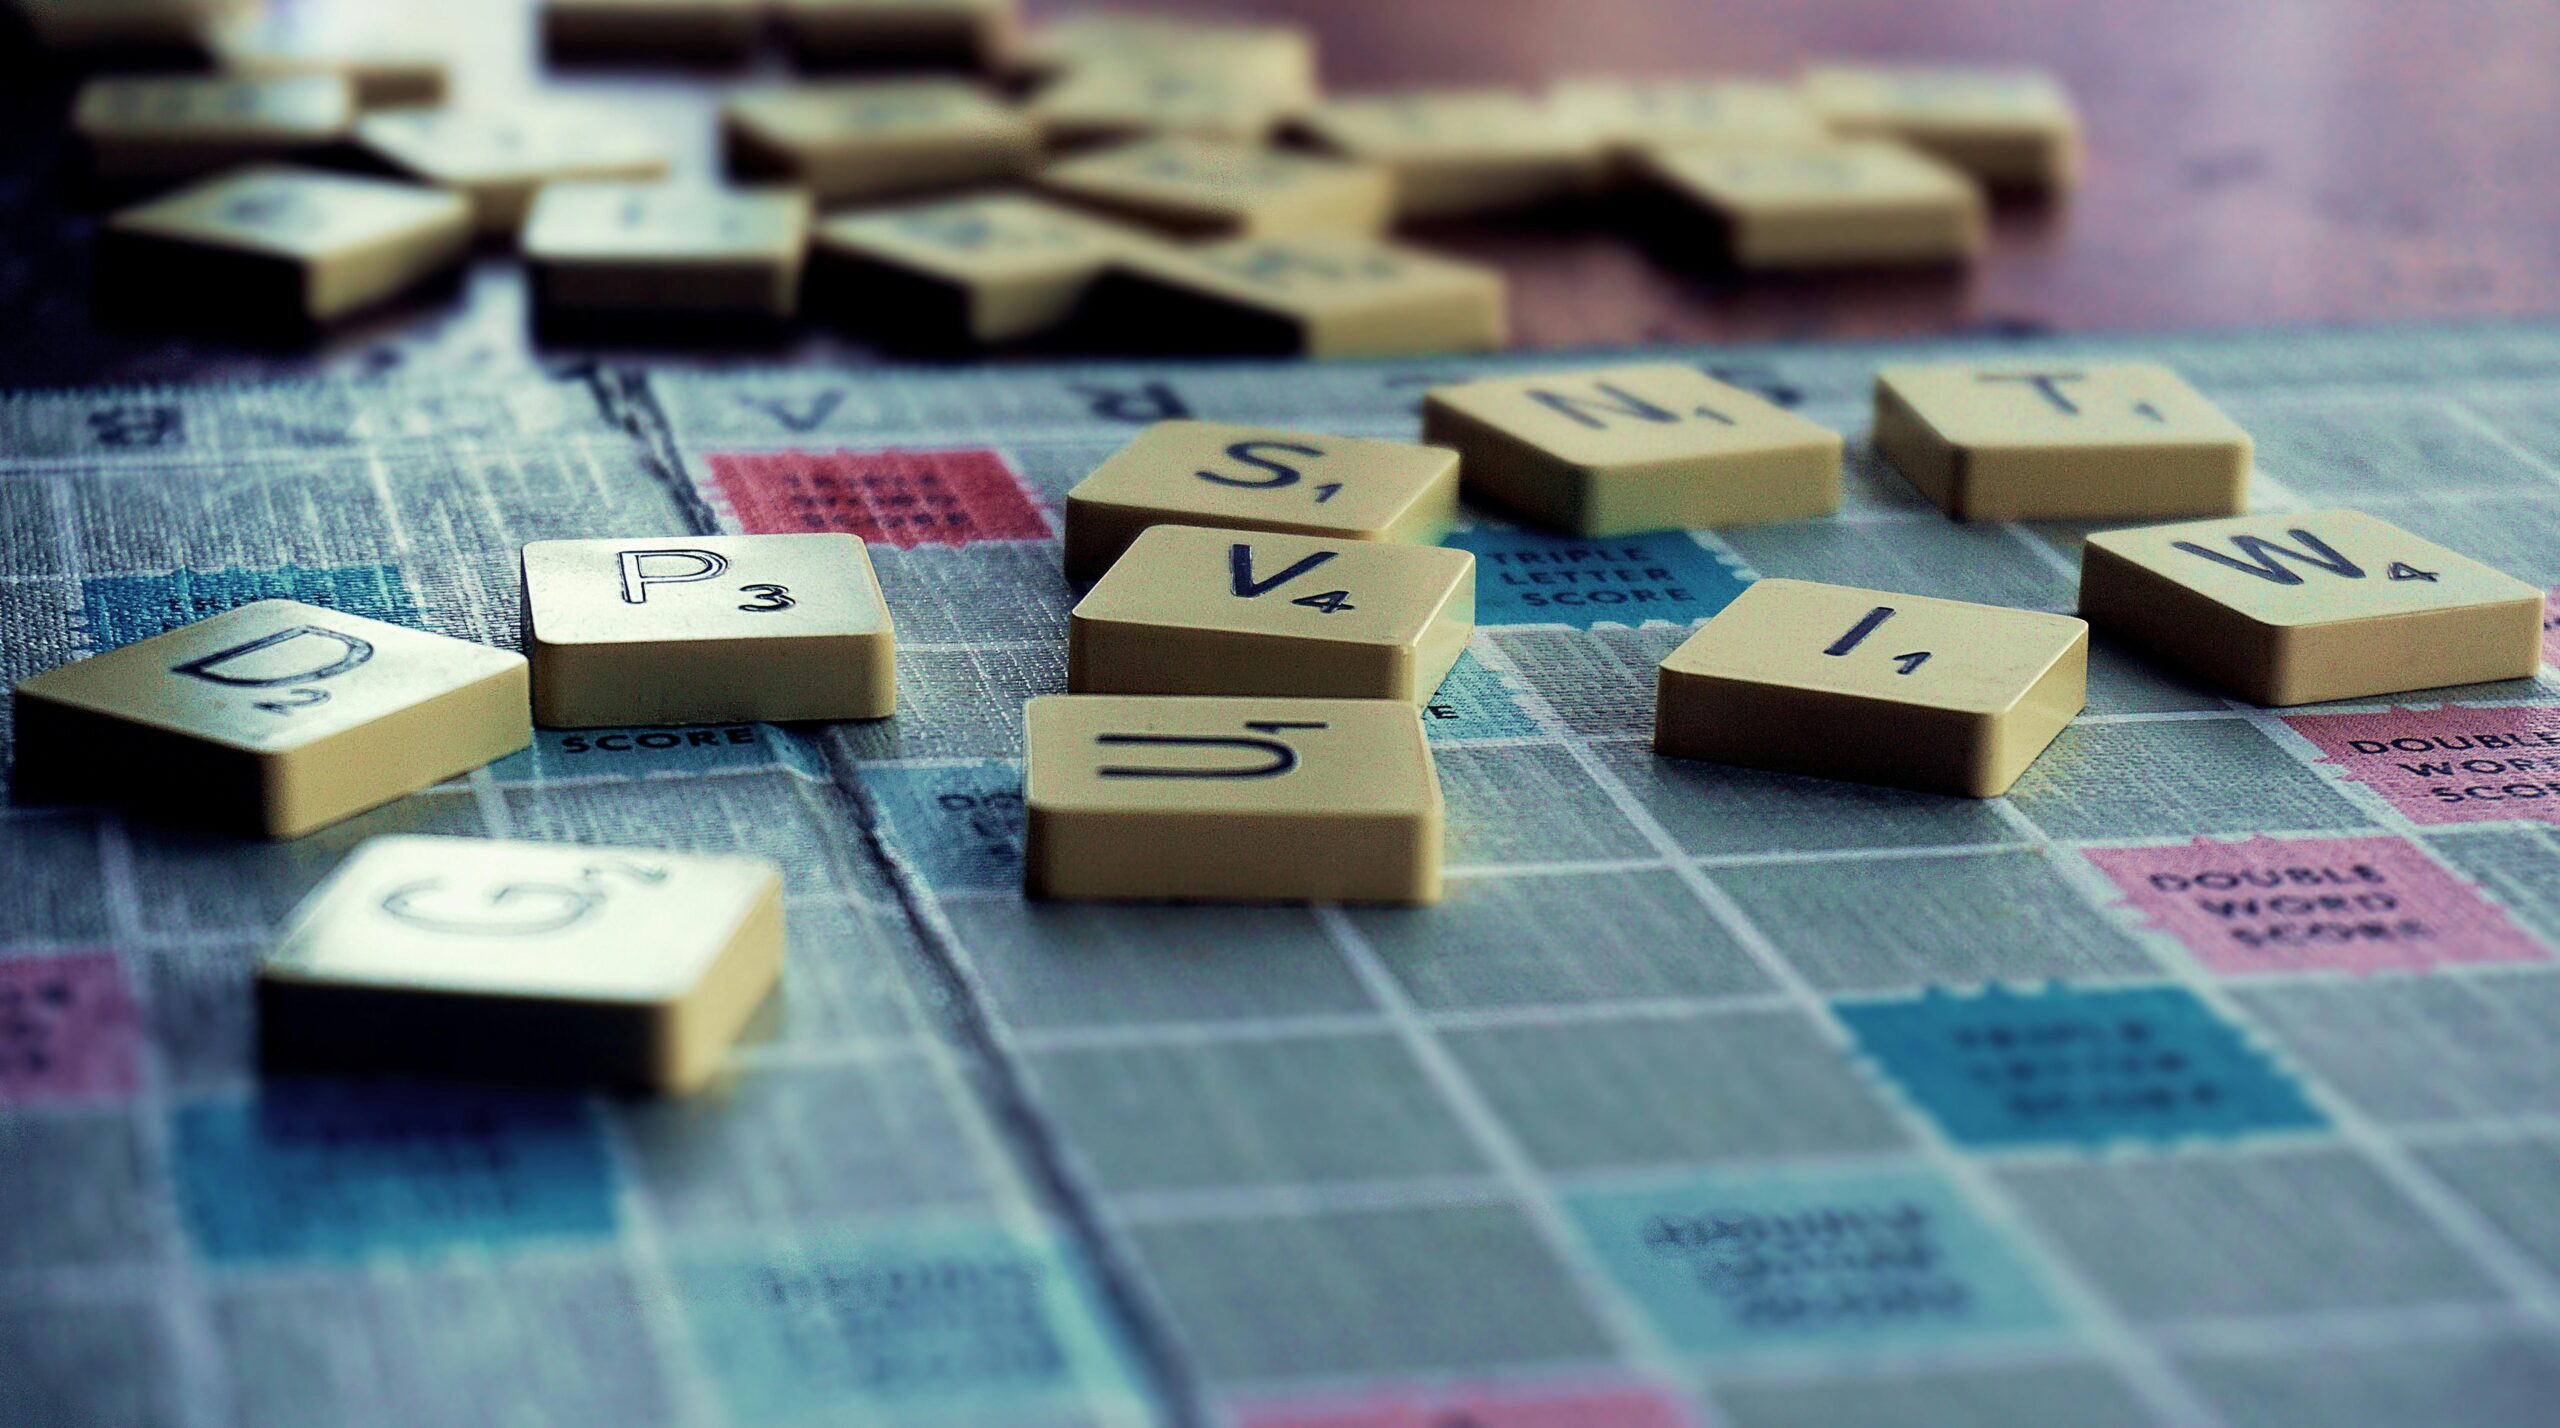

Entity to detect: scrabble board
[10,320,2560,1428]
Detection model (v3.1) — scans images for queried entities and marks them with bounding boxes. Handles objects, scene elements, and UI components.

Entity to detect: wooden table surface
[5,0,2557,386]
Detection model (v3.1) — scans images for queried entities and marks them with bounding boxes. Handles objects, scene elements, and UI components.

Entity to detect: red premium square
[0,952,144,1104]
[704,448,1052,548]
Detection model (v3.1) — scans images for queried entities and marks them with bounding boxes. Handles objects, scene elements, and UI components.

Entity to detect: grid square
[1596,739,2018,857]
[2005,720,2373,841]
[0,1109,168,1270]
[1705,849,2159,992]
[2229,972,2560,1124]
[2179,1335,2560,1428]
[1444,1009,1909,1171]
[1350,868,1770,1010]
[1025,1033,1487,1193]
[1998,1148,2501,1320]
[943,902,1372,1030]
[617,1060,990,1233]
[1126,1205,1613,1384]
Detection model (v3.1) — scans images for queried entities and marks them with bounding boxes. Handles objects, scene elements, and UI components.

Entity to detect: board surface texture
[9,322,2560,1427]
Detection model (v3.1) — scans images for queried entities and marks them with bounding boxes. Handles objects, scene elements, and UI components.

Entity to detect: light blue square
[674,1221,1137,1424]
[863,761,1024,892]
[1567,1163,2065,1358]
[1422,650,1542,741]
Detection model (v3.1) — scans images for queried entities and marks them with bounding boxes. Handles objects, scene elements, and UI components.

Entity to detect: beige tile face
[1038,137,1391,237]
[1063,419,1460,581]
[1664,578,2086,714]
[1657,578,2087,796]
[75,73,355,144]
[723,81,1038,202]
[206,12,451,109]
[259,834,784,1091]
[1024,14,1316,98]
[1422,362,1843,534]
[1879,363,2246,451]
[1875,362,2252,520]
[358,108,669,188]
[1101,234,1507,359]
[1804,65,2080,186]
[1552,77,1831,150]
[11,600,529,836]
[266,836,778,1002]
[1298,90,1604,219]
[1032,60,1301,145]
[523,534,895,726]
[16,599,523,754]
[811,193,1134,344]
[356,107,672,233]
[1647,140,1983,267]
[525,182,808,262]
[75,74,356,180]
[1069,523,1475,702]
[108,165,468,263]
[1023,694,1442,904]
[2081,510,2545,705]
[817,193,1128,282]
[21,0,257,50]
[524,534,890,645]
[525,182,812,317]
[2084,510,2543,629]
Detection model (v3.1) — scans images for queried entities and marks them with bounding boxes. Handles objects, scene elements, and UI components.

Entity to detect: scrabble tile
[2079,510,2544,706]
[1874,363,2253,521]
[1020,12,1317,98]
[205,13,452,109]
[1038,136,1390,238]
[523,181,811,321]
[73,74,357,185]
[11,600,528,839]
[543,0,764,62]
[1089,233,1506,361]
[14,0,251,52]
[99,165,471,325]
[1295,90,1606,221]
[1024,695,1442,904]
[1656,578,2087,798]
[772,0,1015,68]
[1805,64,2082,190]
[521,533,896,726]
[1032,59,1305,147]
[810,192,1138,346]
[1070,524,1475,703]
[1063,419,1460,584]
[1644,139,1984,268]
[356,107,672,238]
[722,80,1039,205]
[1422,362,1843,535]
[1552,76,1831,155]
[257,835,783,1092]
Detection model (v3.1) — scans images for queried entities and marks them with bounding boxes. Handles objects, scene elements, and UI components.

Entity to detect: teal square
[1446,528,1749,629]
